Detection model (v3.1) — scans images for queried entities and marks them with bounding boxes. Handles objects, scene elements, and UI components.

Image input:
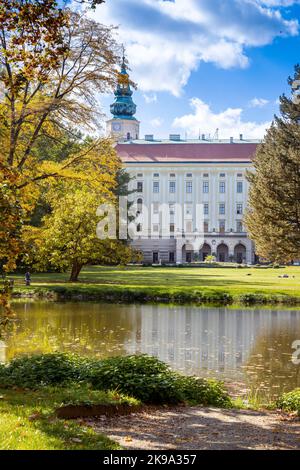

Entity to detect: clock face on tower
[112,122,121,132]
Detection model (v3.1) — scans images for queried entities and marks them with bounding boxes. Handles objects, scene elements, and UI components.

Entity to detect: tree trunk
[69,262,83,282]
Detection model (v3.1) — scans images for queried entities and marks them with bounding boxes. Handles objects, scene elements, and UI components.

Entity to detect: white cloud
[173,98,271,139]
[249,97,269,107]
[87,0,299,95]
[143,93,157,104]
[150,117,164,127]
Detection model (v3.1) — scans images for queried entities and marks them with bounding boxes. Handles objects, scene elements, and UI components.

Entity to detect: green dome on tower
[110,55,137,120]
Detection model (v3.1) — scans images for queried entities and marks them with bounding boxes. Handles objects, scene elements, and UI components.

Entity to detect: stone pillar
[246,246,253,265]
[176,239,183,264]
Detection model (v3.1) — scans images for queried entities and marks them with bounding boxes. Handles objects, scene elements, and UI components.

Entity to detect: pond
[1,301,300,399]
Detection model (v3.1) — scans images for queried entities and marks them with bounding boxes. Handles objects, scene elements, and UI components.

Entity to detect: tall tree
[245,65,300,263]
[0,1,122,270]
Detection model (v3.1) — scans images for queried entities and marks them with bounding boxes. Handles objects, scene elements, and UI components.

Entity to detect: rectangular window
[137,173,143,178]
[203,173,209,178]
[186,173,193,178]
[203,181,209,193]
[237,173,243,178]
[153,173,160,178]
[152,224,159,233]
[219,220,225,233]
[219,203,225,215]
[137,223,142,233]
[204,203,209,215]
[204,221,209,232]
[220,173,226,178]
[137,181,143,193]
[186,181,193,193]
[169,252,175,263]
[170,223,175,233]
[219,181,226,193]
[237,203,243,215]
[153,202,159,214]
[169,203,175,215]
[169,181,176,193]
[170,173,176,178]
[237,181,243,193]
[153,181,160,193]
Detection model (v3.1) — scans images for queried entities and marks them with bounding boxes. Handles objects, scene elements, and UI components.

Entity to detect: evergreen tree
[245,65,300,263]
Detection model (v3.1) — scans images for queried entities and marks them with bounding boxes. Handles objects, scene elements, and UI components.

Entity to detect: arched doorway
[217,243,229,262]
[182,244,194,263]
[200,243,211,261]
[234,243,246,264]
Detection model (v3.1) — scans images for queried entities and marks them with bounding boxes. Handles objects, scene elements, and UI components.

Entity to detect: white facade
[123,155,255,264]
[107,65,257,265]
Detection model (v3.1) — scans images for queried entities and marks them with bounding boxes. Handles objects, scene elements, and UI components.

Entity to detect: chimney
[201,134,206,140]
[169,134,181,141]
[239,134,243,141]
[230,137,234,144]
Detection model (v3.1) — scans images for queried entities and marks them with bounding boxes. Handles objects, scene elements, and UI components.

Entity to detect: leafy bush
[173,375,232,408]
[0,353,93,388]
[277,389,300,415]
[89,354,232,406]
[0,353,232,407]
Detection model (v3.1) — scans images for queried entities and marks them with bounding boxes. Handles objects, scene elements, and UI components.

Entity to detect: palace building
[107,58,259,265]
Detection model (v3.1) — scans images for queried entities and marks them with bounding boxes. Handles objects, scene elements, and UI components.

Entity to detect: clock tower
[106,55,140,141]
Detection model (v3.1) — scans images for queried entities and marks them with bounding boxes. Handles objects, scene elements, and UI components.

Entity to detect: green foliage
[0,353,92,388]
[246,65,300,263]
[88,354,232,406]
[277,389,300,415]
[173,375,232,408]
[0,353,232,407]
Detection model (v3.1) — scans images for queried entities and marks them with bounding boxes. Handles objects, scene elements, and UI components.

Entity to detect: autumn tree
[245,65,300,263]
[24,179,139,282]
[0,1,123,270]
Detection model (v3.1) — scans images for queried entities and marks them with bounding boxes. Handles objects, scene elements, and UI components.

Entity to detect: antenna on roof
[213,128,219,140]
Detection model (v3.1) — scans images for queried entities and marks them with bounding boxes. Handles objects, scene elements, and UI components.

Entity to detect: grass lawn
[8,265,300,304]
[0,385,129,450]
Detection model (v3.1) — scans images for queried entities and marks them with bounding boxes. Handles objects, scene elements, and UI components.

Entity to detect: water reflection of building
[125,306,300,380]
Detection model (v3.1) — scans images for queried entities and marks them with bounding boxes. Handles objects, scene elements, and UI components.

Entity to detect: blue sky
[83,0,300,139]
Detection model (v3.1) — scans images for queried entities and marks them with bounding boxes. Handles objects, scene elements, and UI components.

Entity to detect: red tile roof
[117,142,258,163]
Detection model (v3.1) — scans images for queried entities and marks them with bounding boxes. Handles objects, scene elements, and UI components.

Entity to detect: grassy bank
[0,386,123,450]
[0,353,232,449]
[9,265,300,305]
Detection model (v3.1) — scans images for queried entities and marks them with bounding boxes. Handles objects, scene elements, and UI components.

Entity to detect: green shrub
[89,355,179,404]
[0,353,232,407]
[89,354,232,406]
[277,389,300,415]
[0,353,93,388]
[174,375,232,408]
[239,293,267,305]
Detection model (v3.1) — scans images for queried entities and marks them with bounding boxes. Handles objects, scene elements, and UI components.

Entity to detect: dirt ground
[84,406,300,450]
